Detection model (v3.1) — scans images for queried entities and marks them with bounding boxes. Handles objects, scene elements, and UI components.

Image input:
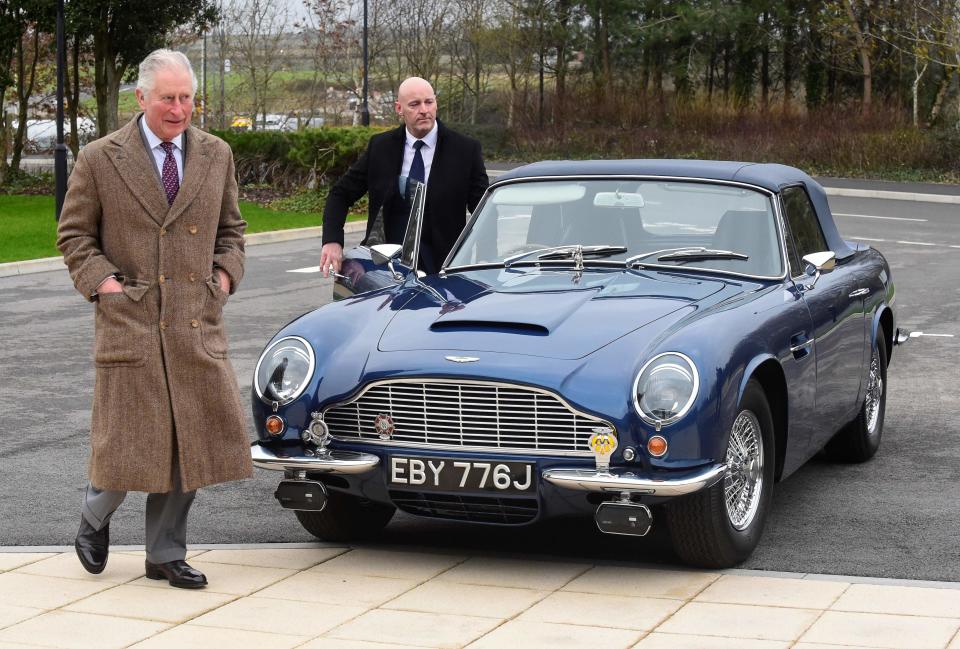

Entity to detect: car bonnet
[376,269,728,360]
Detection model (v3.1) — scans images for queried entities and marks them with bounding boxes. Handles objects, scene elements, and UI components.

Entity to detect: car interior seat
[711,209,779,276]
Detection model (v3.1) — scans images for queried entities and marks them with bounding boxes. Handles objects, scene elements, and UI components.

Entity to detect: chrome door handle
[848,288,870,298]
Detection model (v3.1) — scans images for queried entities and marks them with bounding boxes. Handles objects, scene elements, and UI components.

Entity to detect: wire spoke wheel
[724,410,764,531]
[864,347,883,436]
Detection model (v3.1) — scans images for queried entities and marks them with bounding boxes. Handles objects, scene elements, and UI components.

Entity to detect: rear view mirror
[370,243,404,282]
[594,191,644,208]
[370,244,402,266]
[801,251,836,290]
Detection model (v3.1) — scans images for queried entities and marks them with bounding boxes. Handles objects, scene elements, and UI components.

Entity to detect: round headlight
[633,352,699,426]
[254,336,315,406]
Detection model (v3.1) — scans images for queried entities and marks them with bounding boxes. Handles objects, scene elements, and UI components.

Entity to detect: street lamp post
[54,0,67,220]
[360,0,369,126]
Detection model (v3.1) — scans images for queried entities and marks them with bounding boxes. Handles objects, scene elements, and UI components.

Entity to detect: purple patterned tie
[159,141,179,206]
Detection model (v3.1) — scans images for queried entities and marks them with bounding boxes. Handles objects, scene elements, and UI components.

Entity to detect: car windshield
[447,179,783,277]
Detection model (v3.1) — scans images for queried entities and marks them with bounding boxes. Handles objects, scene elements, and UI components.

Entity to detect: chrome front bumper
[252,442,724,497]
[542,463,727,497]
[251,444,379,473]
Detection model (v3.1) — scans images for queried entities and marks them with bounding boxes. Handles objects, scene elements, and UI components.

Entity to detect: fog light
[265,415,285,436]
[647,435,668,457]
[622,447,636,462]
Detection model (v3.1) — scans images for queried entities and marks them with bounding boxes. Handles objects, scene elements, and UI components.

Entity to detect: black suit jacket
[322,121,489,273]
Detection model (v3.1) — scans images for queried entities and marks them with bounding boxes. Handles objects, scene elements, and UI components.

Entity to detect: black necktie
[409,140,425,185]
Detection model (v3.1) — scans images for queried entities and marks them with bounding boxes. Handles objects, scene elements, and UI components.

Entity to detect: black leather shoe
[144,559,207,589]
[75,517,108,574]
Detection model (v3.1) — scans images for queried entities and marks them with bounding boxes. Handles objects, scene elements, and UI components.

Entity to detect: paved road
[1,189,958,581]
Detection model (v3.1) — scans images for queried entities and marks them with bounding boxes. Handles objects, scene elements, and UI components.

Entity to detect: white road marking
[896,240,938,246]
[909,332,955,338]
[288,266,321,273]
[834,212,927,222]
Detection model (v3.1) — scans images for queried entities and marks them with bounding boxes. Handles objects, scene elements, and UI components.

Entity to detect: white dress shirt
[400,122,438,185]
[140,117,184,184]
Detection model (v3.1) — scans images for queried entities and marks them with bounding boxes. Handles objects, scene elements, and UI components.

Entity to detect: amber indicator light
[647,435,668,457]
[265,415,285,436]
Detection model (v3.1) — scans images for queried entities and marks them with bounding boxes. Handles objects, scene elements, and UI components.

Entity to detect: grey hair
[136,49,197,97]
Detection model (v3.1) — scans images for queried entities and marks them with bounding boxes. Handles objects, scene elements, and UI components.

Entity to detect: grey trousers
[81,470,196,565]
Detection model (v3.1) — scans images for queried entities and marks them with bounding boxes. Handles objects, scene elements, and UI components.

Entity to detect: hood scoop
[430,320,549,335]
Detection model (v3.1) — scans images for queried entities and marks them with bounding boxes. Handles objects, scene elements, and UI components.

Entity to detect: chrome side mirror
[370,243,404,281]
[801,251,836,290]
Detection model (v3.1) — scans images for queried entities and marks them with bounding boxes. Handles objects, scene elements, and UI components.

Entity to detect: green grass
[0,195,362,264]
[0,195,58,262]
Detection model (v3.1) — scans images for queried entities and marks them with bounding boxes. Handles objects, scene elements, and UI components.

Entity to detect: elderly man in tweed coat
[56,49,252,588]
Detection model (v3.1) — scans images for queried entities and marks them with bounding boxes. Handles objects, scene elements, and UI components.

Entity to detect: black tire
[826,329,887,463]
[295,491,396,542]
[666,379,776,568]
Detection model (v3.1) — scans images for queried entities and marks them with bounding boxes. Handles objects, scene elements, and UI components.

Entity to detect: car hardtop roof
[497,159,817,193]
[494,159,855,260]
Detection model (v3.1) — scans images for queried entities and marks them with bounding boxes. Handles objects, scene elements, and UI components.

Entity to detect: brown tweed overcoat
[56,115,253,493]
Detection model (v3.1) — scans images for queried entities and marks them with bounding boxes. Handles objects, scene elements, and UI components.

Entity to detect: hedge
[212,126,386,188]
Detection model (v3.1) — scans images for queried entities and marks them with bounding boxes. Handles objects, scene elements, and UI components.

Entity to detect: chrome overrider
[251,443,380,473]
[543,463,727,497]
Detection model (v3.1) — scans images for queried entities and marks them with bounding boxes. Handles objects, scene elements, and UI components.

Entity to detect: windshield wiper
[626,247,748,267]
[504,244,627,269]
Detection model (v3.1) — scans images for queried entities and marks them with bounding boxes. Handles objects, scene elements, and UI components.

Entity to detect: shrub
[213,126,385,189]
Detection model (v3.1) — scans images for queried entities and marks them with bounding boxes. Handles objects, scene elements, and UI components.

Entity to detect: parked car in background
[249,160,903,568]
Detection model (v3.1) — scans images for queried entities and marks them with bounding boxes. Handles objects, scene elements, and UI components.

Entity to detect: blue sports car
[250,160,904,568]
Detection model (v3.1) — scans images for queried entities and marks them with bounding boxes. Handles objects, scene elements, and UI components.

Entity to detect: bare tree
[225,0,289,129]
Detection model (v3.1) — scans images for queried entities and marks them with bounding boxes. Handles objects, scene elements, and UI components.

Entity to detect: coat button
[189,273,197,282]
[191,319,199,328]
[159,321,167,330]
[158,274,166,284]
[188,225,198,235]
[160,227,167,236]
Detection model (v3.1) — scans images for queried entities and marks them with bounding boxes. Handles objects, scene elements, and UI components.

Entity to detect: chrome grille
[323,379,610,455]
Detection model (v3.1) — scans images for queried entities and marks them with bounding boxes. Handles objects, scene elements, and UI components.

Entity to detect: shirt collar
[140,115,184,152]
[405,121,438,150]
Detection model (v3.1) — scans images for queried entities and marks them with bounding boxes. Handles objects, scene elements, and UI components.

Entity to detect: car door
[780,185,866,447]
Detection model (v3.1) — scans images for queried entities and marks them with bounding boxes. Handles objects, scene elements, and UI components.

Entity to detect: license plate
[389,456,535,494]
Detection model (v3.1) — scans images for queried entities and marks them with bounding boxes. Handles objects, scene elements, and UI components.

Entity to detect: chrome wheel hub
[865,347,883,436]
[724,410,764,531]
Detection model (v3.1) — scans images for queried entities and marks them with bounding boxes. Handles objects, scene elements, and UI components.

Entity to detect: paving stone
[800,611,960,649]
[128,561,296,596]
[384,580,548,619]
[695,575,849,609]
[633,634,791,649]
[657,602,819,641]
[466,619,642,649]
[16,551,148,584]
[831,583,960,618]
[0,554,57,573]
[0,610,168,649]
[327,608,501,648]
[437,557,590,591]
[307,548,465,581]
[64,584,235,624]
[188,596,366,637]
[255,571,418,607]
[193,547,348,570]
[127,623,304,649]
[0,572,113,609]
[0,604,43,630]
[520,591,681,631]
[563,566,719,600]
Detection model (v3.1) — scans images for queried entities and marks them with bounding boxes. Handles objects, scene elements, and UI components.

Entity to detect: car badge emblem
[588,427,618,473]
[445,356,479,363]
[374,414,395,440]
